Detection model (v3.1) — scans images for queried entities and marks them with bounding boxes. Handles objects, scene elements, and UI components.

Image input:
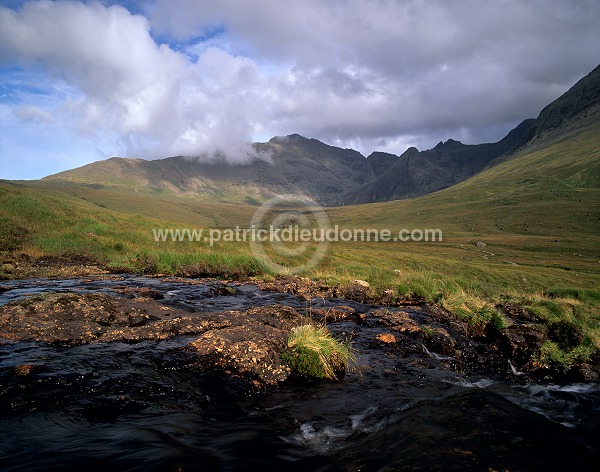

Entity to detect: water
[1,275,599,470]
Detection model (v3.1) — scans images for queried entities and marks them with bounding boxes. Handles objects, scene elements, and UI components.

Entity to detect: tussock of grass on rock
[284,324,355,381]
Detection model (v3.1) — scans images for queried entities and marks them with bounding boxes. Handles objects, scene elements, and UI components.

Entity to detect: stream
[1,275,599,471]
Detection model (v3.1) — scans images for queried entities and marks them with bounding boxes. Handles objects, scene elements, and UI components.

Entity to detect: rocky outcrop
[0,292,231,344]
[189,305,300,386]
[0,292,303,386]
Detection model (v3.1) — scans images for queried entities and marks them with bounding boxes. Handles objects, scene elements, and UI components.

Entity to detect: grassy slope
[320,124,600,364]
[0,181,260,277]
[325,123,599,290]
[1,123,599,365]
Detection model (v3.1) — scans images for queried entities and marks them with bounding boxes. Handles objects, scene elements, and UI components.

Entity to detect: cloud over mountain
[1,0,599,178]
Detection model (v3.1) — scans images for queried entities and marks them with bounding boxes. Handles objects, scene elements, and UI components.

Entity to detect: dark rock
[336,283,369,303]
[528,64,600,140]
[13,364,37,376]
[311,305,361,323]
[574,364,599,382]
[0,292,230,344]
[375,333,397,344]
[0,292,303,387]
[189,305,300,385]
[421,326,457,356]
[487,324,546,367]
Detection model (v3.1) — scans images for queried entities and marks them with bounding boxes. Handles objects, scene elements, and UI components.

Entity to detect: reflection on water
[1,276,599,470]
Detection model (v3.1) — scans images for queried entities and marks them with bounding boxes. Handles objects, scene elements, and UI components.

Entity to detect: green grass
[284,324,355,381]
[0,181,264,278]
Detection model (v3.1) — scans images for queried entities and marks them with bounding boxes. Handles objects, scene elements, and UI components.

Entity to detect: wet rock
[0,292,303,387]
[372,308,421,335]
[256,276,322,300]
[574,364,599,382]
[189,305,300,385]
[0,292,231,344]
[421,326,457,356]
[336,283,370,303]
[375,333,397,344]
[311,305,360,323]
[114,287,164,300]
[211,285,237,296]
[488,324,546,367]
[13,364,37,376]
[1,276,595,387]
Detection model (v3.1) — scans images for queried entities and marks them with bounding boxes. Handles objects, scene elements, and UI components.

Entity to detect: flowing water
[1,276,599,471]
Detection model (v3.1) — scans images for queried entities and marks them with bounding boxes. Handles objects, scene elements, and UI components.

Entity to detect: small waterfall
[421,343,452,360]
[508,360,525,376]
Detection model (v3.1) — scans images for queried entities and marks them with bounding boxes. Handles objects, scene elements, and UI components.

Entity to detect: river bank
[1,274,599,470]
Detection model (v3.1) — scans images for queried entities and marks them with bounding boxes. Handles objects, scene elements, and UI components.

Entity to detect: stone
[211,285,237,296]
[490,324,546,367]
[375,333,397,344]
[14,364,36,376]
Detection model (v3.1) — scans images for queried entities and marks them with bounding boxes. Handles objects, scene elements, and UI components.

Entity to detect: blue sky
[1,0,600,180]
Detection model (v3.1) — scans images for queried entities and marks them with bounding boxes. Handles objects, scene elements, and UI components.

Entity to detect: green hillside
[0,181,259,277]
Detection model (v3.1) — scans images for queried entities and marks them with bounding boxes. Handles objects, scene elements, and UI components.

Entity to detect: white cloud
[0,1,271,162]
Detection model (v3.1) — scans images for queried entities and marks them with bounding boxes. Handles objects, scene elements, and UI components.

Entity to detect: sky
[1,0,599,180]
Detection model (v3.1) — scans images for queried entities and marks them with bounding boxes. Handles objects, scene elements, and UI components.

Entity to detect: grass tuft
[284,324,355,381]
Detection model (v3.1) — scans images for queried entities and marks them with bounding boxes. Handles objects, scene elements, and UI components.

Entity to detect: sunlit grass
[284,324,355,381]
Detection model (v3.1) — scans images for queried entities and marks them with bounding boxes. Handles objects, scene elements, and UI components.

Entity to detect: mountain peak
[269,133,309,143]
[433,138,463,149]
[42,64,599,206]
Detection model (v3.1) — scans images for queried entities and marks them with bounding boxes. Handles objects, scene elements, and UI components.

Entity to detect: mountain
[45,134,371,205]
[44,65,600,205]
[347,119,535,203]
[528,64,600,143]
[347,64,600,203]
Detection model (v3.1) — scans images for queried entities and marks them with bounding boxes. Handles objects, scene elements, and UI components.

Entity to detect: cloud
[147,0,600,152]
[1,0,599,172]
[12,104,54,123]
[0,0,270,162]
